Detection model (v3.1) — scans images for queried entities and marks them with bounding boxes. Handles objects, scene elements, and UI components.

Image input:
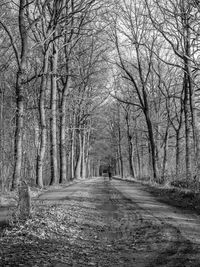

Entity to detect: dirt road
[1,177,200,266]
[112,179,200,266]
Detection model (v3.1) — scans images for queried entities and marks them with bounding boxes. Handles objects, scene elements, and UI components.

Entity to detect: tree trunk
[59,77,70,183]
[117,104,123,178]
[36,49,49,188]
[82,129,87,179]
[193,98,200,183]
[12,0,28,190]
[50,44,58,185]
[96,159,101,177]
[145,112,157,181]
[147,141,152,178]
[75,131,82,179]
[118,145,123,178]
[183,9,192,181]
[0,89,4,191]
[161,125,169,182]
[125,112,135,177]
[71,134,75,180]
[183,73,191,180]
[135,131,141,178]
[18,181,31,220]
[186,38,200,182]
[12,77,25,190]
[155,124,162,178]
[85,125,91,178]
[117,152,120,176]
[175,130,181,177]
[70,112,76,179]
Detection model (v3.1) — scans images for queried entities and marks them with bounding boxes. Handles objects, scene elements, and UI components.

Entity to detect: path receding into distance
[37,177,200,267]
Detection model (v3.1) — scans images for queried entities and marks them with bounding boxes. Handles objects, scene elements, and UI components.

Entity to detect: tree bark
[125,111,135,177]
[175,130,181,177]
[59,76,70,183]
[12,0,28,190]
[117,104,123,178]
[161,125,169,182]
[145,112,157,181]
[75,130,82,179]
[85,125,91,178]
[36,49,49,188]
[82,129,87,179]
[183,11,192,180]
[0,89,4,191]
[70,111,76,179]
[183,71,191,180]
[135,131,141,178]
[50,44,59,185]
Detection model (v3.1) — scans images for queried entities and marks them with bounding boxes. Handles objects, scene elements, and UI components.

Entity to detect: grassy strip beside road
[0,179,90,227]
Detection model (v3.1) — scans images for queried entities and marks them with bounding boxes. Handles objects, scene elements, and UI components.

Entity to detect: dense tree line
[0,0,109,190]
[104,0,200,187]
[1,0,200,191]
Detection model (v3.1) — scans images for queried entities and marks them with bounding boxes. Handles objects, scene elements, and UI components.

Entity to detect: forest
[0,0,200,191]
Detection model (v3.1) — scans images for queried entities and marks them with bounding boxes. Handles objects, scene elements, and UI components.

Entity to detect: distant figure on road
[108,171,112,181]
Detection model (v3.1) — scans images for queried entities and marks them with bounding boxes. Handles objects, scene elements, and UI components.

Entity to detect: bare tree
[11,0,29,189]
[110,0,159,181]
[145,0,200,181]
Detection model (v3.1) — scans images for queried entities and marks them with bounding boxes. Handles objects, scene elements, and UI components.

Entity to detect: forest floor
[0,178,200,266]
